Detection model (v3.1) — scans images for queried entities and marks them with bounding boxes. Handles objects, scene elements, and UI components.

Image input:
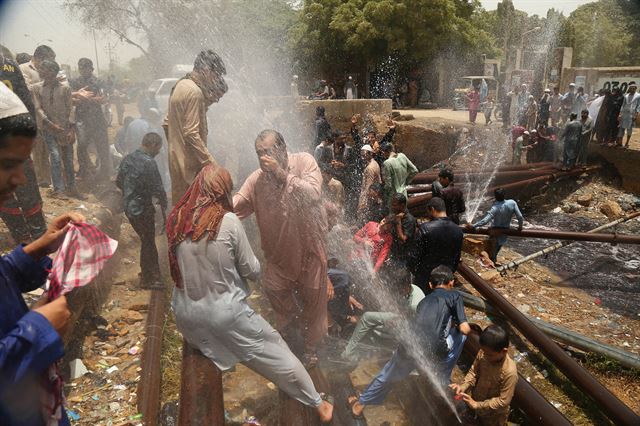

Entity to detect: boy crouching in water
[450,324,518,426]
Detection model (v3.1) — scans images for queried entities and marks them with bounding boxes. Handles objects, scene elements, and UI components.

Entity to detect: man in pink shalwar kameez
[233,129,328,364]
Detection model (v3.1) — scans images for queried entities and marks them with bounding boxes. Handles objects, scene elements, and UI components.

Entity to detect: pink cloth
[43,222,117,424]
[233,152,327,288]
[47,222,118,300]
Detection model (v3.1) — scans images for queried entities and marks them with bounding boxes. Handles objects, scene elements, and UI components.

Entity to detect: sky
[480,0,586,16]
[0,0,141,72]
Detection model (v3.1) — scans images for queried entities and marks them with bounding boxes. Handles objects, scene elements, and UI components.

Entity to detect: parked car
[148,78,178,115]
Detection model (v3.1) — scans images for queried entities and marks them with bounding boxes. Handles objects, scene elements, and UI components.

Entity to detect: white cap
[523,131,530,135]
[0,82,28,120]
[361,144,374,153]
[531,129,537,133]
[569,82,576,87]
[544,88,551,92]
[348,76,353,80]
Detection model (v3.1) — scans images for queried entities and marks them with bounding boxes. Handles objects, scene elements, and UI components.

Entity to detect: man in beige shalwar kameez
[164,50,227,202]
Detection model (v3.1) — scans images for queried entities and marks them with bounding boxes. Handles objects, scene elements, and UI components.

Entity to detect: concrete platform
[297,98,392,122]
[590,144,640,193]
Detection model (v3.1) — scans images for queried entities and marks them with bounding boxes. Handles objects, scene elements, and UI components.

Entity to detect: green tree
[563,0,635,67]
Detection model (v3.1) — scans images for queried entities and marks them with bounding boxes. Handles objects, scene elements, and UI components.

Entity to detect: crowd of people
[0,42,528,426]
[497,81,639,171]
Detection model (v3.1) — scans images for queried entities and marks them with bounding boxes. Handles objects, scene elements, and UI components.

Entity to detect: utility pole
[92,29,100,75]
[105,41,115,71]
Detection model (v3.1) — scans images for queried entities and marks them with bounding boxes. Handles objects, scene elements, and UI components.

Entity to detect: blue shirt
[473,199,524,244]
[0,246,69,426]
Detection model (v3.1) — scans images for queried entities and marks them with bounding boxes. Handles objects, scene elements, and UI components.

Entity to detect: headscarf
[166,164,233,287]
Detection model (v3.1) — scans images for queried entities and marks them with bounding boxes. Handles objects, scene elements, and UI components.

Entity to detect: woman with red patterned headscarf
[167,164,333,422]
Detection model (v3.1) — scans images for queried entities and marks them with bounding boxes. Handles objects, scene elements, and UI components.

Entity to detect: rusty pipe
[463,328,572,426]
[137,289,167,426]
[457,263,640,426]
[178,341,225,425]
[413,163,556,183]
[484,166,601,195]
[467,227,640,245]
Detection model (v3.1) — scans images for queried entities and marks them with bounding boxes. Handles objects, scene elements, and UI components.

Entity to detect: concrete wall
[296,99,392,123]
[560,67,640,95]
[589,144,640,194]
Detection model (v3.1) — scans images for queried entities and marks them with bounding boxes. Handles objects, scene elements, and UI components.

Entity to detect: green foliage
[290,0,497,77]
[563,0,635,67]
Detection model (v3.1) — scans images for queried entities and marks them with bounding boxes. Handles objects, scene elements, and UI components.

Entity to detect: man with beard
[164,50,228,202]
[234,130,329,366]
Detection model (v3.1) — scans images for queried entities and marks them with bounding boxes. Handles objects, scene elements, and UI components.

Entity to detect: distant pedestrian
[561,113,582,170]
[550,86,562,126]
[345,76,356,99]
[577,109,593,166]
[538,88,551,127]
[616,82,639,148]
[483,96,494,125]
[466,86,480,124]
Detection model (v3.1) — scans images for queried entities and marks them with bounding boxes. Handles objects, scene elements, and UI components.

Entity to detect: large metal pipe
[484,166,601,195]
[137,289,167,426]
[463,328,572,426]
[414,162,556,183]
[461,292,640,370]
[497,211,640,272]
[468,227,640,244]
[457,263,640,425]
[178,341,225,425]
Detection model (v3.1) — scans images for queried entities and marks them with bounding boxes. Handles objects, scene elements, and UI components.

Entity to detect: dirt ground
[5,101,639,425]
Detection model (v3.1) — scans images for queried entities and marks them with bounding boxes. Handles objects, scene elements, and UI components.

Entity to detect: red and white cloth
[43,222,117,425]
[47,222,118,300]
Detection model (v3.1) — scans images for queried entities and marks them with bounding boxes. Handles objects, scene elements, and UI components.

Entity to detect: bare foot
[317,400,334,423]
[347,395,365,418]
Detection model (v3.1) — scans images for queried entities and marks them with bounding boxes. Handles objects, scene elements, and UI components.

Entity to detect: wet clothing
[561,120,582,168]
[473,199,524,263]
[327,267,351,325]
[433,183,466,224]
[381,153,418,206]
[358,289,467,406]
[578,117,594,164]
[353,222,393,273]
[459,351,518,426]
[234,153,328,349]
[390,211,417,264]
[357,159,381,222]
[314,116,331,149]
[342,285,424,360]
[70,75,111,179]
[0,58,46,243]
[415,288,468,357]
[538,95,550,126]
[117,149,167,283]
[549,94,562,125]
[165,78,213,202]
[412,217,463,291]
[172,213,322,408]
[0,246,70,426]
[116,149,167,218]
